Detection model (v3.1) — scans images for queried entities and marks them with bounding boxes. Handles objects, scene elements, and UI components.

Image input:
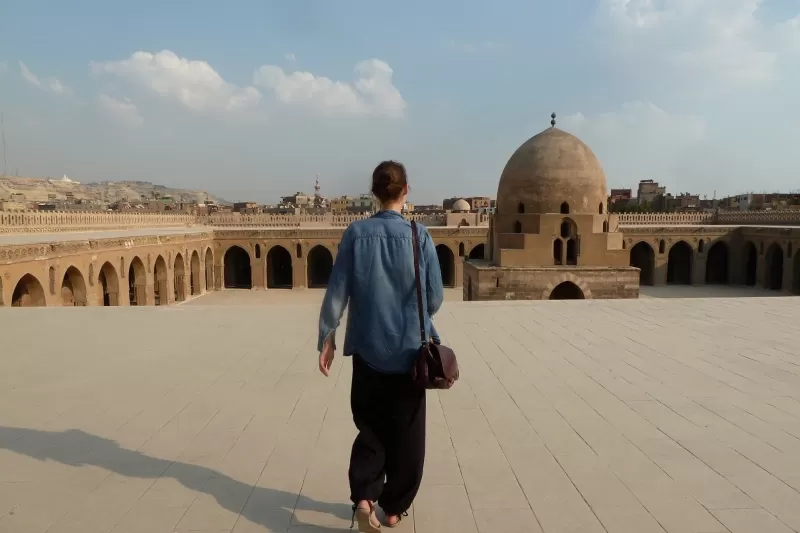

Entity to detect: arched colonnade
[627,237,800,293]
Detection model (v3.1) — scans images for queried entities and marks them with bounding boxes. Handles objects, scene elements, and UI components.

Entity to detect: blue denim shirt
[317,210,444,374]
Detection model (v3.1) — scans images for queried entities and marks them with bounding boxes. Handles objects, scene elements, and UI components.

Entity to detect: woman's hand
[319,337,335,377]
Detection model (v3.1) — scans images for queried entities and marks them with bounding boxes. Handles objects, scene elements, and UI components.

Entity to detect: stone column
[757,254,766,288]
[454,258,464,288]
[782,258,794,294]
[214,264,223,290]
[253,253,266,290]
[693,253,707,285]
[294,257,307,289]
[654,255,668,286]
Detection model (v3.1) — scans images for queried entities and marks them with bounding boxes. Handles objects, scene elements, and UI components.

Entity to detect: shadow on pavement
[0,426,351,532]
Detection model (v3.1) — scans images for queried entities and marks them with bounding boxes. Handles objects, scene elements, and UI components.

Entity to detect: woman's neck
[381,201,404,213]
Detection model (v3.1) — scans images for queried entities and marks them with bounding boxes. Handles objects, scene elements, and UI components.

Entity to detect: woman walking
[317,161,444,531]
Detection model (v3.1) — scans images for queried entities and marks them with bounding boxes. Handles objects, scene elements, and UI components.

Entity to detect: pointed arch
[174,253,186,301]
[743,241,757,286]
[224,246,252,289]
[630,242,655,286]
[667,241,693,285]
[560,202,570,214]
[12,274,46,307]
[766,243,784,291]
[267,245,293,289]
[549,281,584,300]
[468,244,485,260]
[128,256,147,305]
[190,250,201,296]
[705,241,729,284]
[436,245,455,287]
[98,261,120,306]
[307,245,334,288]
[61,266,88,306]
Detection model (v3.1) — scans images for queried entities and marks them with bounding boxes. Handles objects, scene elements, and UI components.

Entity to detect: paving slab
[1,291,799,532]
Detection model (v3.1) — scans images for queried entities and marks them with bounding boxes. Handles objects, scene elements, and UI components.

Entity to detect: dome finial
[550,112,557,128]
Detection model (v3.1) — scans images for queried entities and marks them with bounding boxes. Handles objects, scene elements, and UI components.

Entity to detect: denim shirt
[317,210,445,374]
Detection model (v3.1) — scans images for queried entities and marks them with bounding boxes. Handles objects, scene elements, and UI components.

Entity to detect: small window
[514,221,522,233]
[698,240,704,254]
[599,202,604,215]
[788,242,793,258]
[517,202,525,214]
[255,244,262,259]
[458,242,465,257]
[553,239,563,265]
[296,243,303,258]
[566,238,577,265]
[659,240,665,254]
[602,220,609,233]
[560,202,570,214]
[622,241,627,250]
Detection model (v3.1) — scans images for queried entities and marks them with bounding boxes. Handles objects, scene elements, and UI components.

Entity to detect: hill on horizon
[0,175,230,206]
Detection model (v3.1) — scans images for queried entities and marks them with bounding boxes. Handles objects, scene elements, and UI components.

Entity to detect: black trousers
[348,355,426,516]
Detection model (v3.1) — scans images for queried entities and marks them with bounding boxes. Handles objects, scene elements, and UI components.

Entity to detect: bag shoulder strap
[411,221,426,345]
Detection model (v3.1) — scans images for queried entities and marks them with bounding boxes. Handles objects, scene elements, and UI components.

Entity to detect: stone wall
[0,210,196,234]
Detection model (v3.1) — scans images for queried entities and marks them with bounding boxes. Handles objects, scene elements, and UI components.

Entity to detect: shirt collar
[373,209,404,219]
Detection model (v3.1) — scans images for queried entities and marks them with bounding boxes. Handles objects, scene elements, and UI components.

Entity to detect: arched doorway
[61,266,88,306]
[154,255,168,305]
[630,242,655,286]
[765,243,784,291]
[307,246,333,288]
[667,241,693,285]
[190,251,201,296]
[549,281,584,300]
[98,262,120,306]
[468,244,485,260]
[436,245,455,287]
[744,242,757,286]
[128,256,147,305]
[793,251,800,295]
[174,254,186,302]
[705,242,729,284]
[204,247,214,291]
[267,246,293,289]
[12,274,46,307]
[224,246,252,289]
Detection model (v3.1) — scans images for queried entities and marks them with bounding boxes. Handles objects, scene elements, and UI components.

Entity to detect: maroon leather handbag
[410,221,459,390]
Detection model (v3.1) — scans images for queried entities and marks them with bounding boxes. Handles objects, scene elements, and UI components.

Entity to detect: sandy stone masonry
[0,225,490,307]
[1,218,800,307]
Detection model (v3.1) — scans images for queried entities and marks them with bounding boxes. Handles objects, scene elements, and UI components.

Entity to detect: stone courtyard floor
[1,291,800,532]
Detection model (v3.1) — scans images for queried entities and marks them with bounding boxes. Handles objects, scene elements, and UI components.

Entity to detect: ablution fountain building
[2,123,800,307]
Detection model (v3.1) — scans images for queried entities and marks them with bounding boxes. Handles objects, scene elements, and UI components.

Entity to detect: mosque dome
[452,199,471,212]
[496,126,607,216]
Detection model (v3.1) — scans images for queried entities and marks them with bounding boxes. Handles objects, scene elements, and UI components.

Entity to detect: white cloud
[603,0,799,86]
[98,94,144,127]
[559,101,708,189]
[561,101,707,142]
[253,59,406,119]
[19,61,41,87]
[284,53,296,62]
[90,50,261,113]
[19,61,71,95]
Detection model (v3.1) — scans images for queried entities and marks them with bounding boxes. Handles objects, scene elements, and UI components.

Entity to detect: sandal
[384,511,409,528]
[350,501,381,532]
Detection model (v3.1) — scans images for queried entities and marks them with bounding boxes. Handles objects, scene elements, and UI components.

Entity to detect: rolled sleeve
[317,227,353,352]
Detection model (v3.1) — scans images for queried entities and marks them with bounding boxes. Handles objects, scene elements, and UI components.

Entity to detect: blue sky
[1,0,799,203]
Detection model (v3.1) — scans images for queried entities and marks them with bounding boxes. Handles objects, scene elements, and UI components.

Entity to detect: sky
[1,0,799,204]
